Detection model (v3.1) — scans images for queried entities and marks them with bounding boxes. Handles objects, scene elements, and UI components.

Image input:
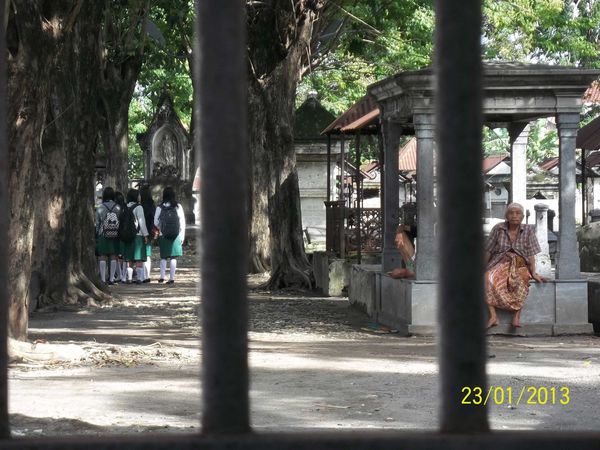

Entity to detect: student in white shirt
[154,186,186,284]
[122,188,149,284]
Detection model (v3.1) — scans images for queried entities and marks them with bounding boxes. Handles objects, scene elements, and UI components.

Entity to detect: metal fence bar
[5,431,600,449]
[355,132,361,263]
[195,0,249,434]
[435,0,488,432]
[0,0,10,438]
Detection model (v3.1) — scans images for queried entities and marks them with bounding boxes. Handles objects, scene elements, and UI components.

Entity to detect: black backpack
[118,204,139,243]
[160,204,180,240]
[101,204,120,239]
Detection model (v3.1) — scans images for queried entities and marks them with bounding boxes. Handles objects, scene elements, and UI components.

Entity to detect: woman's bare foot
[486,318,499,329]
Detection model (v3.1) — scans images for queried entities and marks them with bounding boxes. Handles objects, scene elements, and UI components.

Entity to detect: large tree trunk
[99,2,149,190]
[7,0,109,339]
[100,98,131,191]
[246,1,322,287]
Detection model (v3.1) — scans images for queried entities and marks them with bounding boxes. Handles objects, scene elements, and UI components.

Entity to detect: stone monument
[137,92,195,223]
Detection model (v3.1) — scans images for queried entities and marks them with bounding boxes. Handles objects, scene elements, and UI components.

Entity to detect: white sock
[169,258,177,281]
[127,267,133,281]
[136,267,144,282]
[160,259,167,279]
[121,262,127,282]
[145,257,151,280]
[109,260,117,282]
[99,260,107,283]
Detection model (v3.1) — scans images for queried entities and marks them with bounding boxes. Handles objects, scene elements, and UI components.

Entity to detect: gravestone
[137,93,196,223]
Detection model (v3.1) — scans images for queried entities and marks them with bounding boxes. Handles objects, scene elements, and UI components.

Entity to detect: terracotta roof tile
[482,154,509,173]
[398,137,417,175]
[584,81,600,104]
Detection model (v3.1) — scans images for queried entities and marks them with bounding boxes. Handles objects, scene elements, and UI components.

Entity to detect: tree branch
[65,0,83,33]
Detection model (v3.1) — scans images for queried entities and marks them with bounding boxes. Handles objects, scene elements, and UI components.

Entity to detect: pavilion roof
[321,96,379,135]
[577,115,600,150]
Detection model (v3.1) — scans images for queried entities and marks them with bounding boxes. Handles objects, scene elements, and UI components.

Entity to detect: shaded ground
[9,256,600,436]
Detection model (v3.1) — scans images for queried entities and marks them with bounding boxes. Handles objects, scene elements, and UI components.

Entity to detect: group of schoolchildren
[95,185,186,285]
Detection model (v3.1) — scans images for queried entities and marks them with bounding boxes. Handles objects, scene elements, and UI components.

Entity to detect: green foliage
[483,127,509,157]
[297,0,434,113]
[483,0,600,68]
[527,119,558,168]
[127,99,150,179]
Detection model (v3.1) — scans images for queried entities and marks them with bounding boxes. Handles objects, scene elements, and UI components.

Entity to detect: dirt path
[9,257,600,436]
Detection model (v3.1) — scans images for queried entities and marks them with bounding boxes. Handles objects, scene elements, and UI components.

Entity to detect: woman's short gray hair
[505,202,525,217]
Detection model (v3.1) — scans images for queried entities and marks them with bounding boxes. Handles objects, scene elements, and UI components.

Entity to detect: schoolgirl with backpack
[140,185,157,282]
[121,188,150,284]
[112,191,127,283]
[95,186,121,285]
[153,186,186,284]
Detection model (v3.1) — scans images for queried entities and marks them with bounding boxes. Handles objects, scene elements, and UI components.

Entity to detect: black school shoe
[143,278,151,283]
[158,279,165,283]
[167,280,174,284]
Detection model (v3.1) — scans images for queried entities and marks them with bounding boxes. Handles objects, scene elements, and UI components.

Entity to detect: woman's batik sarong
[485,253,531,311]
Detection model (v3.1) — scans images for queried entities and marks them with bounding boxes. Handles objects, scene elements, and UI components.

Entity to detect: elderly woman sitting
[485,203,547,329]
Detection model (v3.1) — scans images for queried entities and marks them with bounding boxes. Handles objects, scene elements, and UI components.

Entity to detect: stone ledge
[487,324,553,337]
[553,323,594,335]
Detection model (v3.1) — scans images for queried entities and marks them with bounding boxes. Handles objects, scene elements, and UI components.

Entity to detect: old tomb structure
[348,63,600,335]
[137,92,196,224]
[294,92,341,251]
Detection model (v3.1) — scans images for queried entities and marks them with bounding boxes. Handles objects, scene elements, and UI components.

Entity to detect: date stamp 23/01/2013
[461,386,570,406]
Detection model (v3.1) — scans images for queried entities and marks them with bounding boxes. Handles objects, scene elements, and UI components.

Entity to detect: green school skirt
[96,235,119,256]
[123,236,147,262]
[145,242,152,258]
[158,236,183,259]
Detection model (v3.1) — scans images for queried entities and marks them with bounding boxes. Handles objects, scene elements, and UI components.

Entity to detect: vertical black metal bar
[378,130,384,225]
[195,0,249,434]
[582,149,587,225]
[435,0,488,433]
[340,134,346,200]
[327,134,331,202]
[356,132,362,264]
[0,0,9,437]
[340,134,346,258]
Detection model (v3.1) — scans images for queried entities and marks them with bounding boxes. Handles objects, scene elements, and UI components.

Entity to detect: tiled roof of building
[398,137,417,176]
[295,95,337,140]
[538,157,559,171]
[482,154,509,173]
[577,115,600,150]
[584,81,600,104]
[321,96,379,135]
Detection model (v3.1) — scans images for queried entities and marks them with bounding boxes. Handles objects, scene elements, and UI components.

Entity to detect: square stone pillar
[556,113,581,280]
[508,122,530,206]
[381,119,402,272]
[534,203,552,278]
[414,114,437,280]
